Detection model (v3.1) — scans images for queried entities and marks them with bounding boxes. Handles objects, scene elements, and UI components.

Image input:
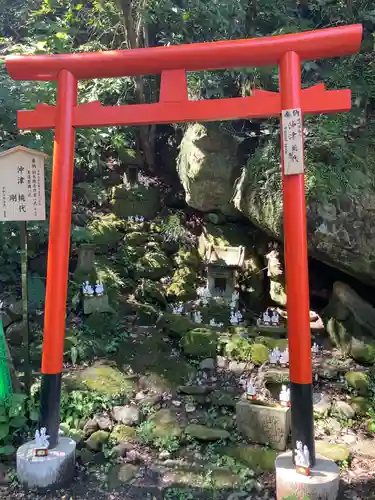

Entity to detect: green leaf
[70,346,78,366]
[29,410,39,422]
[55,32,69,40]
[0,444,15,456]
[0,423,10,440]
[9,416,27,428]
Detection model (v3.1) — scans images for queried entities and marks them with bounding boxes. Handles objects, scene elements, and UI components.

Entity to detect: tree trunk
[115,0,155,171]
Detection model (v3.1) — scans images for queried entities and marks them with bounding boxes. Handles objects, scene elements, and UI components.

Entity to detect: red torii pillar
[5,25,362,460]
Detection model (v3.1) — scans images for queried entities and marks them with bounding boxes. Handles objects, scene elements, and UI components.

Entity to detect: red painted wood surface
[17,84,351,130]
[5,24,362,81]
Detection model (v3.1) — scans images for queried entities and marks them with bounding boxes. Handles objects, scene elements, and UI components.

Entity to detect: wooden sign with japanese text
[0,146,47,221]
[281,108,304,176]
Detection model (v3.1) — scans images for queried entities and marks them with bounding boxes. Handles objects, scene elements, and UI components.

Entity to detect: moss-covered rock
[345,371,370,396]
[74,362,136,397]
[209,390,238,408]
[315,441,350,462]
[250,343,270,365]
[166,267,197,301]
[177,123,240,215]
[107,463,140,489]
[183,327,217,357]
[324,282,375,360]
[350,337,375,365]
[109,424,137,445]
[135,279,167,308]
[85,430,110,451]
[67,429,85,445]
[87,215,123,252]
[111,184,161,220]
[129,301,160,325]
[185,424,230,441]
[349,396,371,416]
[174,248,200,268]
[136,251,171,280]
[124,231,149,247]
[223,445,278,472]
[148,409,183,439]
[255,336,288,351]
[157,313,196,338]
[224,334,252,361]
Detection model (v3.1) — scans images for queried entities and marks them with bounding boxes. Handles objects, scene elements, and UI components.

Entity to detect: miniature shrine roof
[205,244,245,268]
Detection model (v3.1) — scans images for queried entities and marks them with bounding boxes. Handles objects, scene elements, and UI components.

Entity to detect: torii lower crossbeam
[5,24,362,472]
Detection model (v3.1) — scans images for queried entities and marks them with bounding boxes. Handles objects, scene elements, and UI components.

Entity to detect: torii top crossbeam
[6,24,362,81]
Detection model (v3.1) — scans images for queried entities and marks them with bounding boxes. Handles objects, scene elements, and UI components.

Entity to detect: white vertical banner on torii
[0,146,47,222]
[281,108,304,176]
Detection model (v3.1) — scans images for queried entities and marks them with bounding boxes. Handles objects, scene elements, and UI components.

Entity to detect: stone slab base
[17,437,76,490]
[275,451,339,500]
[83,294,110,314]
[236,399,291,451]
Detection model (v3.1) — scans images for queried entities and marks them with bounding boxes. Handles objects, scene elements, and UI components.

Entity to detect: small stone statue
[197,287,211,306]
[193,311,202,324]
[172,304,183,315]
[210,318,217,327]
[295,441,311,475]
[271,310,280,326]
[230,311,238,325]
[279,347,289,366]
[279,385,290,407]
[95,280,104,296]
[236,311,243,323]
[273,347,281,361]
[269,349,279,365]
[262,310,271,325]
[139,216,144,222]
[34,427,50,456]
[82,281,94,297]
[311,342,320,355]
[246,379,257,401]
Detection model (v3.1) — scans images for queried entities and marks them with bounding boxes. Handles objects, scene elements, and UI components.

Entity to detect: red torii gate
[5,24,362,464]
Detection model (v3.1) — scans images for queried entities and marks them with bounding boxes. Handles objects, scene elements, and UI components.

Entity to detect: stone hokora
[236,399,291,451]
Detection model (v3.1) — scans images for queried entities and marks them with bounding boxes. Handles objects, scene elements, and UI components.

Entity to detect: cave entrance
[5,23,362,462]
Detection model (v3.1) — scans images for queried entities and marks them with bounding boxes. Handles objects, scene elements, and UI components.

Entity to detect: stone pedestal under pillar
[17,437,76,490]
[275,451,340,500]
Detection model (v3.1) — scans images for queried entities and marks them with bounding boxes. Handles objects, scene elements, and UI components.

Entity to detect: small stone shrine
[82,280,111,314]
[204,244,245,303]
[123,156,141,187]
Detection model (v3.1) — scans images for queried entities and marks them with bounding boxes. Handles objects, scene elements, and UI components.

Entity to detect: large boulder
[177,123,240,215]
[324,282,375,364]
[67,361,137,397]
[178,125,375,284]
[111,184,161,220]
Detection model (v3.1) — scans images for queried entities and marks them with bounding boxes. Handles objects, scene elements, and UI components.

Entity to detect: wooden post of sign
[20,221,30,394]
[0,145,47,397]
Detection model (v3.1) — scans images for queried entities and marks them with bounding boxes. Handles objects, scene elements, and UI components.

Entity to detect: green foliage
[60,389,124,429]
[160,213,193,249]
[224,334,252,361]
[64,317,129,364]
[0,393,37,457]
[136,420,181,453]
[27,274,46,311]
